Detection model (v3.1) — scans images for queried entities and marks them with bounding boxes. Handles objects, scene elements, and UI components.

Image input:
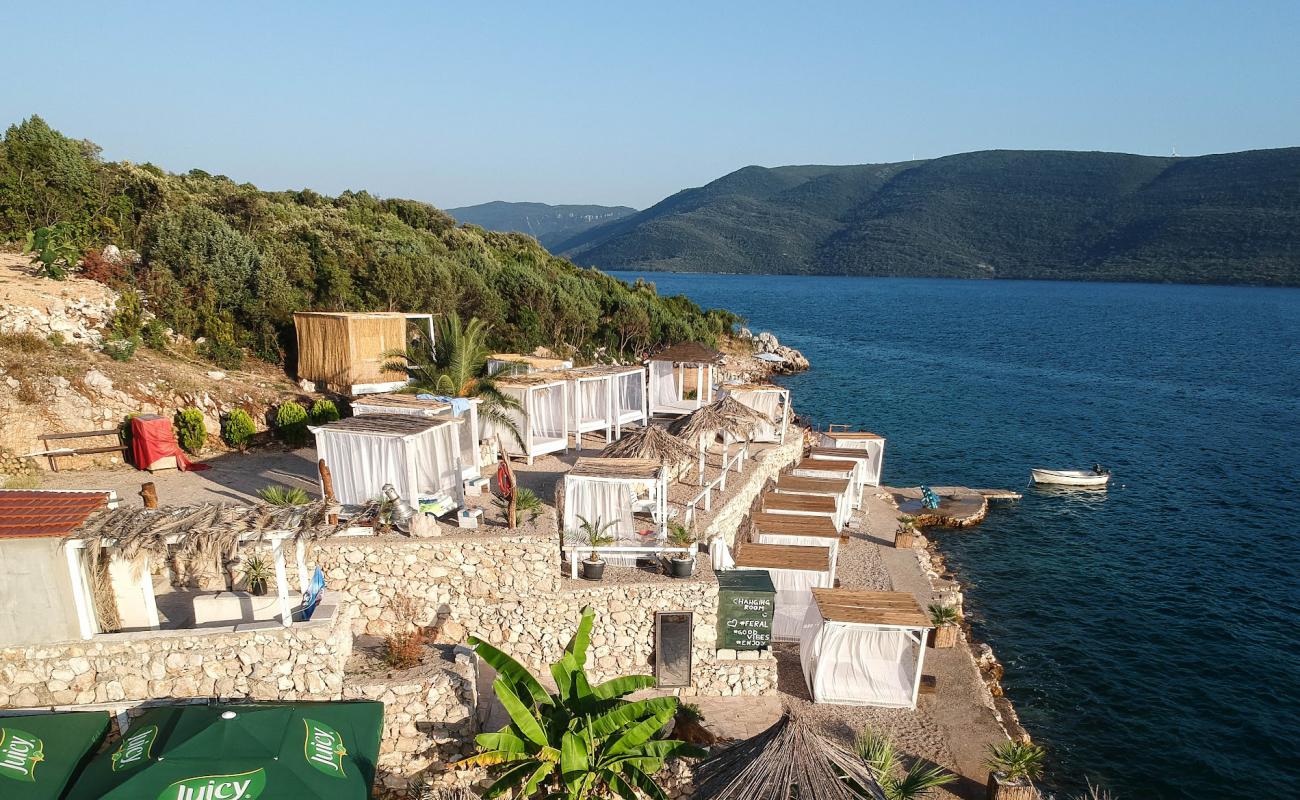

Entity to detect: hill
[557,149,1300,285]
[0,116,737,371]
[447,201,636,249]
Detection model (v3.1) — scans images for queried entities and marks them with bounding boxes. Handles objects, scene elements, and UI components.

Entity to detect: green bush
[309,398,340,425]
[141,319,168,350]
[274,401,309,447]
[173,408,207,455]
[111,289,145,340]
[102,335,139,362]
[220,408,256,451]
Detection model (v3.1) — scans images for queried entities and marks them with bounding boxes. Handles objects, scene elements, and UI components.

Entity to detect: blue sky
[6,1,1298,209]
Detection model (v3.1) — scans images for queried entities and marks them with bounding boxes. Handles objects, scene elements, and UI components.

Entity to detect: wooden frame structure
[489,374,570,464]
[801,589,931,709]
[310,414,465,513]
[562,365,648,451]
[813,433,886,488]
[792,458,863,509]
[720,383,791,444]
[750,512,841,576]
[773,474,855,529]
[562,458,675,577]
[648,343,722,417]
[761,492,843,532]
[293,311,434,395]
[350,393,483,479]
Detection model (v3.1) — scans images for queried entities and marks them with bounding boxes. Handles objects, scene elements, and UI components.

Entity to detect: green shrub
[102,335,139,361]
[220,408,256,451]
[111,289,145,340]
[173,408,207,455]
[274,401,309,447]
[309,398,340,425]
[257,485,310,506]
[141,319,168,350]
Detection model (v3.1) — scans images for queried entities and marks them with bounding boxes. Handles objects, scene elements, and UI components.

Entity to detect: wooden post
[139,482,158,508]
[318,459,338,525]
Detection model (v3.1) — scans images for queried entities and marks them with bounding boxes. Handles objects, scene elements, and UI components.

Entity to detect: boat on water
[1030,467,1111,487]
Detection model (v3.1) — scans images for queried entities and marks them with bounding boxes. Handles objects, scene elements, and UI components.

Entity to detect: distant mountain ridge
[448,201,636,249]
[555,149,1300,286]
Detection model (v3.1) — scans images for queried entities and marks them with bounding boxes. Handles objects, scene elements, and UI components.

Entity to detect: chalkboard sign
[716,570,776,650]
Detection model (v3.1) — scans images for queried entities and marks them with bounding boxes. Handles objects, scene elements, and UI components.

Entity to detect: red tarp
[130,414,204,472]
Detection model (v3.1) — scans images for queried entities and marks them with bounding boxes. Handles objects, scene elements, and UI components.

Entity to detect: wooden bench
[40,429,128,472]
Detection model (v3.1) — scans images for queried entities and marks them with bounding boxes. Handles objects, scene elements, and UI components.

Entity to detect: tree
[461,607,704,798]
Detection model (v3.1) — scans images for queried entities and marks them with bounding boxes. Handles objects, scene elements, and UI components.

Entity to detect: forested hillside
[558,149,1300,285]
[447,201,636,249]
[0,116,736,369]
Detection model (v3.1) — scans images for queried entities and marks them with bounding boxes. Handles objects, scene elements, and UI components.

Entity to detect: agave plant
[985,740,1046,783]
[256,484,310,506]
[384,313,525,451]
[855,729,955,800]
[460,607,705,798]
[493,486,543,524]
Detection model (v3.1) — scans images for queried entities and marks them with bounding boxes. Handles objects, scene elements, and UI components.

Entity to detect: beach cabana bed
[733,543,835,641]
[562,458,671,575]
[792,458,862,509]
[815,429,886,486]
[563,365,648,450]
[720,383,791,443]
[751,512,841,576]
[761,492,843,532]
[773,474,854,529]
[293,311,433,395]
[350,393,483,479]
[648,342,722,417]
[310,414,464,514]
[800,589,932,709]
[485,374,569,464]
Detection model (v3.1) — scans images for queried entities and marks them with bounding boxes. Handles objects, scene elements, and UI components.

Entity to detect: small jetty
[889,485,1018,528]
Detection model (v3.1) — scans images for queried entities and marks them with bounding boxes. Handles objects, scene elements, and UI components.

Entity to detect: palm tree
[855,729,956,800]
[385,313,525,451]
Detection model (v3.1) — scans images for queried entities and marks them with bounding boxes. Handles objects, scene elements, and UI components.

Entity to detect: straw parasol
[691,712,886,800]
[598,424,696,468]
[669,397,774,485]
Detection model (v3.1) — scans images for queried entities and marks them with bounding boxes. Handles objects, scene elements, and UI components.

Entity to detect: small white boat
[1030,468,1111,487]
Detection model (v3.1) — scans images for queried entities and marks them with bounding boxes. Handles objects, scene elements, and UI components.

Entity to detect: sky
[5,1,1298,209]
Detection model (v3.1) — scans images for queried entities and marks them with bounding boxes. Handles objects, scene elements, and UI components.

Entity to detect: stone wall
[0,593,353,709]
[702,432,803,546]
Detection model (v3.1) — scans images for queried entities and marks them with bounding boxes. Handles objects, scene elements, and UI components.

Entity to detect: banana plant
[460,607,705,799]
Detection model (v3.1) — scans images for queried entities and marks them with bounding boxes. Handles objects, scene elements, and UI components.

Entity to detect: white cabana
[733,543,835,642]
[761,492,844,532]
[486,353,572,376]
[350,393,483,479]
[486,374,570,464]
[793,457,863,509]
[310,414,464,514]
[800,589,931,709]
[751,512,841,577]
[561,458,672,575]
[817,429,886,487]
[563,365,648,451]
[720,383,790,443]
[648,343,722,417]
[773,474,855,530]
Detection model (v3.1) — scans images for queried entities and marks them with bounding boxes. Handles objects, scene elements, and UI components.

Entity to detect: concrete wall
[0,539,80,646]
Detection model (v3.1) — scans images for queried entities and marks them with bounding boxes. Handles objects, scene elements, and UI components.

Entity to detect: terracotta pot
[581,559,606,580]
[933,624,958,648]
[986,773,1038,800]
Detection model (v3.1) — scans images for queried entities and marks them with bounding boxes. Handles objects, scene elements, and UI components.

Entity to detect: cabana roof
[812,588,930,628]
[796,457,859,472]
[312,413,458,436]
[65,500,350,548]
[763,494,838,514]
[599,426,695,464]
[812,446,879,460]
[350,392,479,411]
[691,712,885,800]
[670,397,772,442]
[774,475,853,494]
[651,342,724,364]
[751,512,840,540]
[733,542,831,571]
[721,382,787,393]
[495,372,568,388]
[822,431,884,440]
[559,364,645,379]
[489,353,571,371]
[569,457,663,480]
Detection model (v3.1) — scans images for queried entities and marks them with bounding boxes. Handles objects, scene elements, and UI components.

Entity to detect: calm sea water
[612,272,1300,799]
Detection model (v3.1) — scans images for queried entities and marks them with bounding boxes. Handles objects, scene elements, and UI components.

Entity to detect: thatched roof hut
[691,712,885,800]
[599,425,696,466]
[670,398,774,485]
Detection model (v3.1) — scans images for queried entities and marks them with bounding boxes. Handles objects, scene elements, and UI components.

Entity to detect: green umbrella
[0,710,110,800]
[66,702,382,800]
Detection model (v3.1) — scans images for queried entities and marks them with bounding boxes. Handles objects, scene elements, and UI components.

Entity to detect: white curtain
[530,386,566,441]
[801,614,918,707]
[313,430,411,509]
[650,360,679,407]
[564,478,644,566]
[576,379,610,426]
[736,565,833,641]
[733,390,782,442]
[710,536,736,570]
[617,371,644,419]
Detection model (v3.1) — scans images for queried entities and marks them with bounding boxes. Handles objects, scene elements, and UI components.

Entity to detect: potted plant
[895,515,918,548]
[666,521,698,578]
[576,515,615,580]
[985,740,1046,800]
[929,603,960,648]
[241,555,273,596]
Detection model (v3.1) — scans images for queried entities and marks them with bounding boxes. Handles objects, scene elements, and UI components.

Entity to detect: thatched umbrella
[692,712,885,800]
[599,425,696,470]
[670,397,773,485]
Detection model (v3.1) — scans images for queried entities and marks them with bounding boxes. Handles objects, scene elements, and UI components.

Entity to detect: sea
[610,271,1300,799]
